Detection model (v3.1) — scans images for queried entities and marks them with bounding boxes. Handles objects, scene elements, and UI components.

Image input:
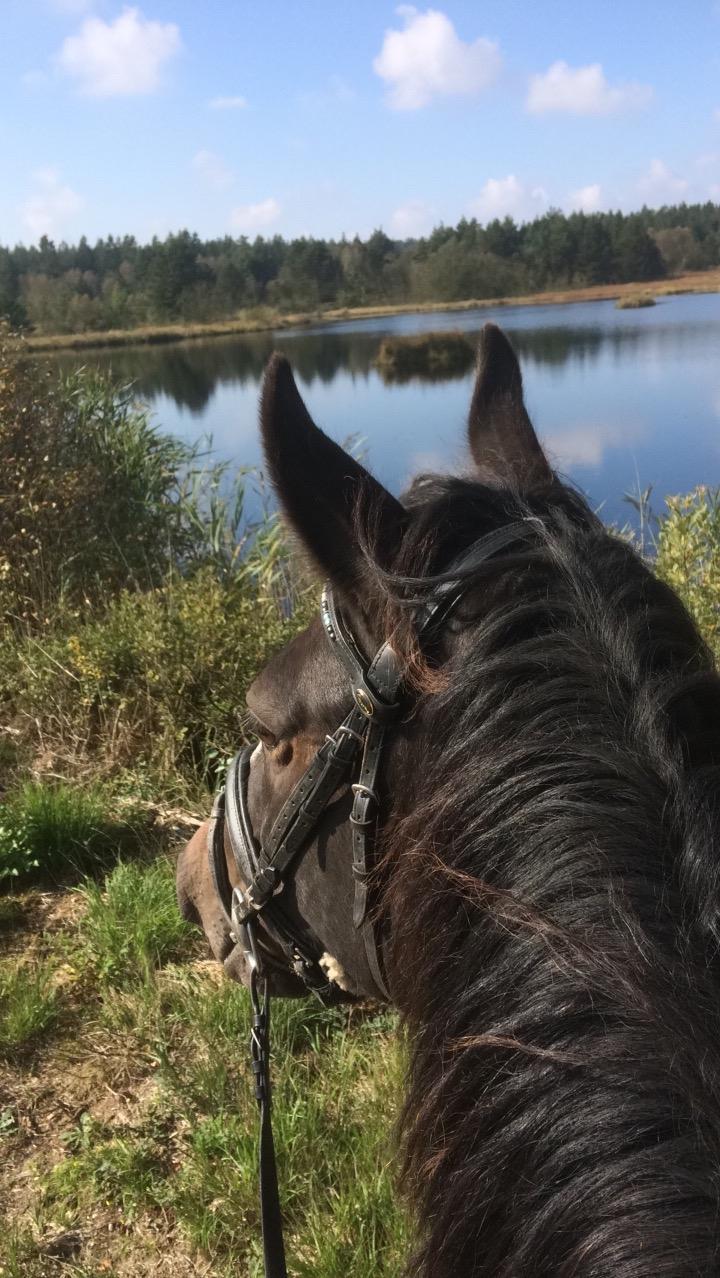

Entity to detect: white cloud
[373,7,501,110]
[544,420,646,468]
[638,159,689,200]
[21,168,84,240]
[57,7,181,97]
[527,61,652,116]
[390,199,437,236]
[230,198,281,234]
[192,149,234,191]
[208,95,247,110]
[570,183,602,213]
[469,175,548,224]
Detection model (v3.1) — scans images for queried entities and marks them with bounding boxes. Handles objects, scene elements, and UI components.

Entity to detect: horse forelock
[369,477,720,1278]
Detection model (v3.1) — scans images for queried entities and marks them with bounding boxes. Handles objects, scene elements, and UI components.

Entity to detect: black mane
[379,478,720,1277]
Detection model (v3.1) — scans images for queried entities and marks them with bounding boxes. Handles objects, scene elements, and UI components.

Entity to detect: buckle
[350,782,377,827]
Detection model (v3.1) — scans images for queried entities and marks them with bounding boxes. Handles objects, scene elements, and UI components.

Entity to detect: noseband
[206,518,535,1278]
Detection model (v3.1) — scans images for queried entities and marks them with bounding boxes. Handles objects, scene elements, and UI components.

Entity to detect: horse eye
[245,711,277,751]
[257,725,278,751]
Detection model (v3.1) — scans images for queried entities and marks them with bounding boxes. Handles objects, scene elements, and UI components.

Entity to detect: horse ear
[468,324,552,489]
[260,353,406,593]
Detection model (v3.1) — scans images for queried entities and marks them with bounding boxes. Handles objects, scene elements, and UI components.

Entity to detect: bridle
[206,517,536,1278]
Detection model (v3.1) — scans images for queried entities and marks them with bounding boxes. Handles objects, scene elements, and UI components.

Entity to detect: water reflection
[48,293,720,526]
[51,310,718,415]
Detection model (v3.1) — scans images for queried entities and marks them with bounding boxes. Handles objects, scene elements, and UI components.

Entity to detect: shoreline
[23,268,720,354]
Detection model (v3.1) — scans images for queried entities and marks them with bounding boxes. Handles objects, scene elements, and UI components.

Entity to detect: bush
[615,293,656,309]
[0,330,214,628]
[0,565,306,791]
[0,337,314,797]
[656,487,720,658]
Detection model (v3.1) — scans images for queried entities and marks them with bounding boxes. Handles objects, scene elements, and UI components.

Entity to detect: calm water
[53,293,720,527]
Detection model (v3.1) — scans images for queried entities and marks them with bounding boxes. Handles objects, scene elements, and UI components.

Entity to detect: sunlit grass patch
[146,964,407,1274]
[45,1113,172,1224]
[76,859,197,991]
[0,782,144,885]
[33,949,407,1276]
[0,959,61,1056]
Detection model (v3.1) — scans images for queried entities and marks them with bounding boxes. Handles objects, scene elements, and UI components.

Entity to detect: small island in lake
[615,294,657,309]
[374,331,476,381]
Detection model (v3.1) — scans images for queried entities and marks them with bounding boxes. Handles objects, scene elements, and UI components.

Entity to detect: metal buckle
[325,724,364,748]
[350,782,378,827]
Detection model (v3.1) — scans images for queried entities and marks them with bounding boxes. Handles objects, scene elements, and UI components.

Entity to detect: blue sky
[2,0,720,247]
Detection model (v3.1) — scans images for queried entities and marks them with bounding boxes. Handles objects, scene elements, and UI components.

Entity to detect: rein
[206,518,535,1278]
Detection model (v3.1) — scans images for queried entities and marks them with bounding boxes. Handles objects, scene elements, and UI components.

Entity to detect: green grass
[43,968,407,1276]
[0,781,144,885]
[0,959,61,1056]
[76,858,197,990]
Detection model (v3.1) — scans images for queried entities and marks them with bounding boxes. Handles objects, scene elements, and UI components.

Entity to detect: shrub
[656,487,720,658]
[0,565,308,791]
[0,330,214,628]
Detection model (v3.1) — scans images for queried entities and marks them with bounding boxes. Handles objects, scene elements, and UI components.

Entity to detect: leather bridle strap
[246,916,288,1278]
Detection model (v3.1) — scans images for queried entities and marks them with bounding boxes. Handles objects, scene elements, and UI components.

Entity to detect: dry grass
[375,330,475,380]
[23,269,720,354]
[615,293,657,309]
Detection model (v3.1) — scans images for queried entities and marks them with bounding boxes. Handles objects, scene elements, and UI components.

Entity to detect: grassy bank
[2,335,719,1274]
[23,268,720,354]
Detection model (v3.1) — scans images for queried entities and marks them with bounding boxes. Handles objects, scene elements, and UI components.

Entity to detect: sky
[2,0,720,247]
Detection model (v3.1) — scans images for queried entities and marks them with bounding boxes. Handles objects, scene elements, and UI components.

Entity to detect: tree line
[1,201,719,335]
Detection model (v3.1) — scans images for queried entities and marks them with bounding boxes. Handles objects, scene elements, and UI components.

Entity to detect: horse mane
[373,476,720,1277]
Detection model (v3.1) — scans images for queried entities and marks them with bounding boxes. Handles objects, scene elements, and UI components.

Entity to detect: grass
[375,330,475,380]
[616,293,657,309]
[0,854,407,1277]
[22,268,720,354]
[76,858,197,989]
[0,959,61,1056]
[0,782,143,884]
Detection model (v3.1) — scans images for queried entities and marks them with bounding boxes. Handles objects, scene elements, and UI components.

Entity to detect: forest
[1,200,719,335]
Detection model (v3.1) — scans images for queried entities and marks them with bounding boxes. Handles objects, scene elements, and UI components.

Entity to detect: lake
[51,292,720,529]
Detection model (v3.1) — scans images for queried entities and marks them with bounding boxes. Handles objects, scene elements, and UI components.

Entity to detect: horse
[176,323,720,1277]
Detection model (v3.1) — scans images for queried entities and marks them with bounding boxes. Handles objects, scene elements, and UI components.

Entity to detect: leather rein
[206,518,535,1278]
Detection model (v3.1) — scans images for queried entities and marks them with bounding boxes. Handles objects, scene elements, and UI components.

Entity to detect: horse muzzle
[175,822,307,995]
